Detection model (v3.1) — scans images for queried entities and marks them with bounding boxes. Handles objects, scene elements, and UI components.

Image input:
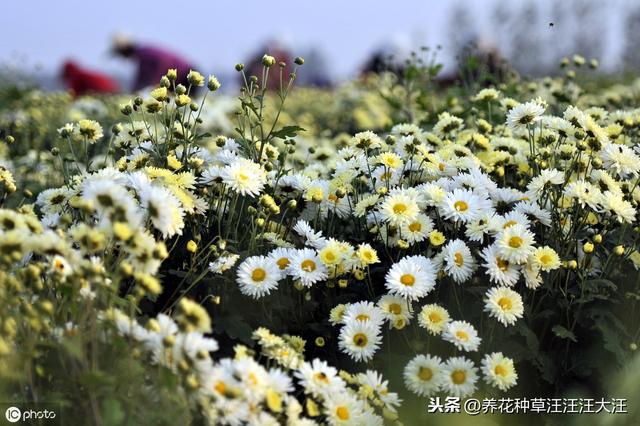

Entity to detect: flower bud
[262,54,276,67]
[207,75,221,91]
[166,69,178,81]
[187,70,205,87]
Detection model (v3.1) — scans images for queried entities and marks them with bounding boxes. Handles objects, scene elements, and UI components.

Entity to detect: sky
[0,0,632,88]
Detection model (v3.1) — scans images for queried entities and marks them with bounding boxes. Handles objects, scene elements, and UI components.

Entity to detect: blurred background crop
[1,0,639,92]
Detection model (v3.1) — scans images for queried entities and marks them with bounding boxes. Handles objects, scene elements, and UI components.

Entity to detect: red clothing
[62,61,119,96]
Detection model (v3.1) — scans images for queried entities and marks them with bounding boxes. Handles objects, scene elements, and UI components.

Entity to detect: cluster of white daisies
[112,309,401,425]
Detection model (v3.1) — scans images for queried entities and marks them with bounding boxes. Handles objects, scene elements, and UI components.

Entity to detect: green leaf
[214,314,254,345]
[196,132,212,140]
[101,397,125,426]
[551,325,577,342]
[271,125,305,140]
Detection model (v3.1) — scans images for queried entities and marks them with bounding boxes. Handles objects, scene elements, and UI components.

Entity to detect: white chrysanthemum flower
[434,112,464,135]
[563,180,602,210]
[294,359,345,399]
[599,191,636,223]
[378,192,420,226]
[287,248,327,287]
[377,295,413,328]
[324,392,365,426]
[209,253,240,274]
[357,370,402,413]
[199,165,224,185]
[523,261,543,289]
[221,158,266,197]
[236,256,282,298]
[338,320,382,362]
[473,87,501,102]
[496,224,535,264]
[417,304,450,335]
[385,256,437,301]
[421,182,448,206]
[465,213,502,242]
[400,213,433,244]
[441,356,479,398]
[293,220,327,249]
[442,320,481,352]
[481,352,518,391]
[51,255,72,278]
[36,187,72,215]
[342,301,384,326]
[514,200,552,227]
[601,143,637,177]
[484,287,524,326]
[440,188,492,223]
[526,168,564,198]
[530,246,561,272]
[82,179,142,228]
[481,244,520,287]
[139,185,185,238]
[498,210,530,230]
[268,247,295,272]
[403,354,444,397]
[442,239,475,283]
[506,101,545,130]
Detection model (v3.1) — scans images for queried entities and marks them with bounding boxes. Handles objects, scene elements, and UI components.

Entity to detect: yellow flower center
[276,257,290,270]
[237,172,249,182]
[393,203,407,214]
[494,364,508,377]
[251,268,266,282]
[454,252,464,267]
[540,254,551,265]
[301,259,317,272]
[356,314,370,322]
[400,274,415,286]
[248,372,258,386]
[454,200,469,212]
[451,369,466,385]
[314,372,329,383]
[508,236,523,248]
[328,194,338,203]
[455,330,469,342]
[428,312,442,323]
[498,297,513,311]
[336,406,350,421]
[214,381,226,394]
[408,222,422,232]
[389,303,402,315]
[353,333,368,347]
[418,367,433,381]
[503,220,517,228]
[496,257,509,271]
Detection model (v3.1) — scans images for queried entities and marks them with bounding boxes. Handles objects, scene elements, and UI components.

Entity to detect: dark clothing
[130,45,194,91]
[62,61,119,96]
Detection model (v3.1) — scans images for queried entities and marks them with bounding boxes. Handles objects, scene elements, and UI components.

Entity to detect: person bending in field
[111,34,197,92]
[61,60,120,97]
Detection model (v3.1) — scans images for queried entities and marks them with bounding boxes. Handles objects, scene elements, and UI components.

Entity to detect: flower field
[1,55,640,425]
